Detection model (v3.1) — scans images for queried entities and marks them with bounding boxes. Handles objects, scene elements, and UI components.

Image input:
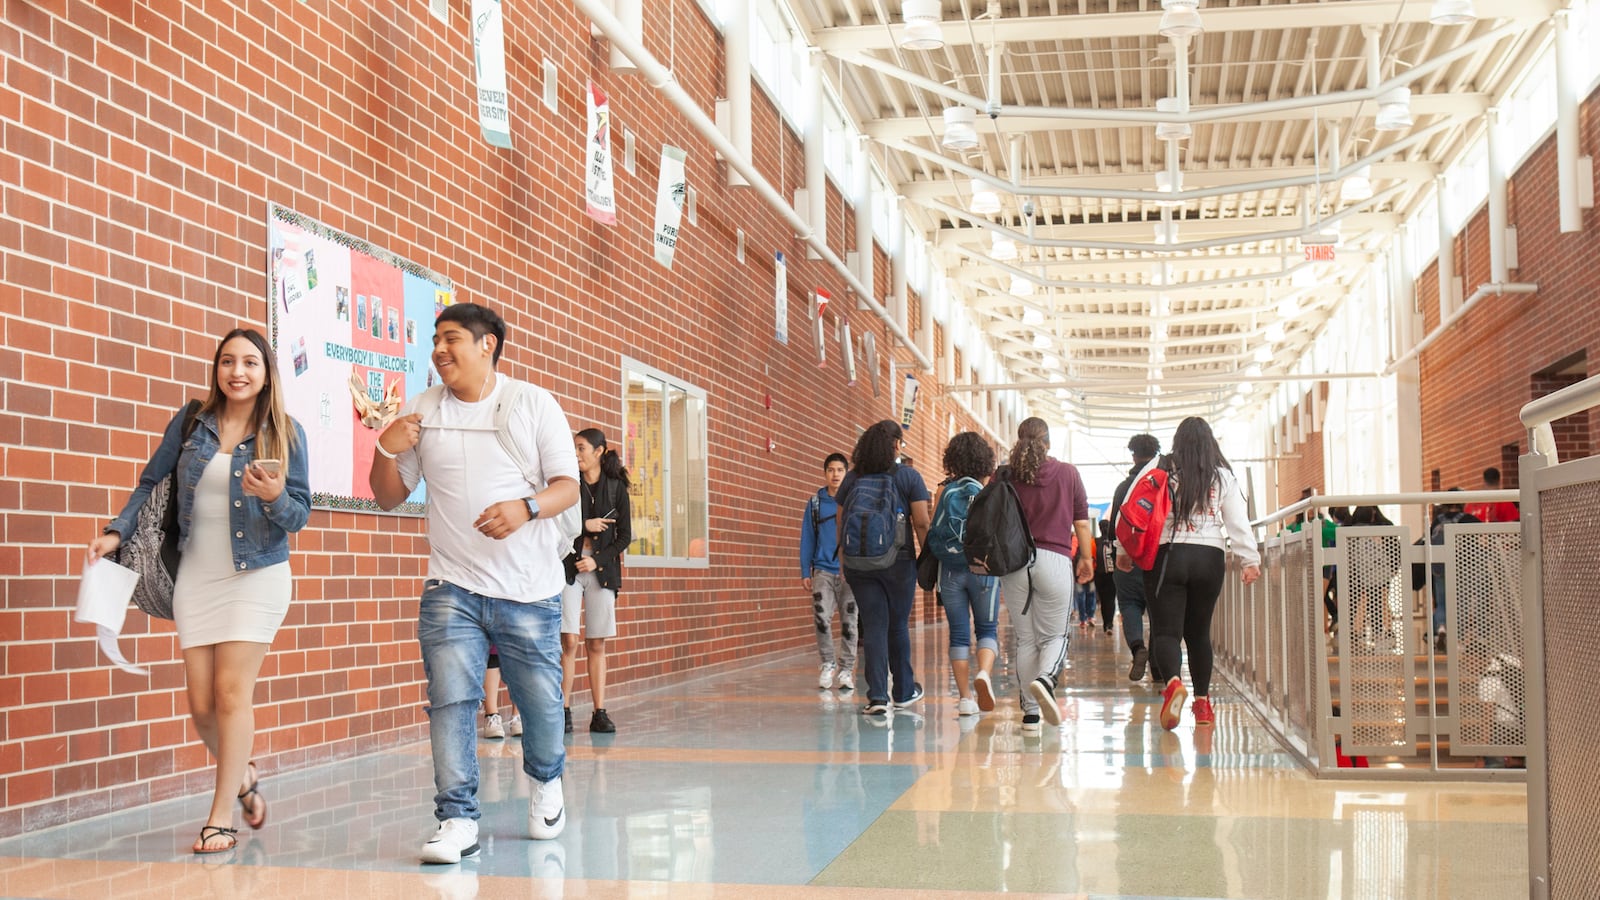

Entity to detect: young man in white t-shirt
[370,303,580,864]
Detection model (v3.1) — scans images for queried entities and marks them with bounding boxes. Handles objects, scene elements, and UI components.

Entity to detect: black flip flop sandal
[194,825,238,854]
[237,761,266,830]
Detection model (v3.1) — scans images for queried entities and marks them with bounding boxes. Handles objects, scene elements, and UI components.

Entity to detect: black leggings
[1145,543,1226,697]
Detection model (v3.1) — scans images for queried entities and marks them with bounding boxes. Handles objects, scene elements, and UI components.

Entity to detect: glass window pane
[624,370,665,557]
[686,393,708,557]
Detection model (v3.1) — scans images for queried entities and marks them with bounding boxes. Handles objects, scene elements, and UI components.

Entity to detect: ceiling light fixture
[941,106,979,151]
[970,179,1002,215]
[1032,334,1052,349]
[1429,0,1476,26]
[1154,170,1184,207]
[1009,274,1035,296]
[1253,345,1273,364]
[1155,97,1191,142]
[1375,87,1413,131]
[1340,166,1374,202]
[1022,307,1045,326]
[1158,0,1203,39]
[991,233,1018,260]
[899,0,945,50]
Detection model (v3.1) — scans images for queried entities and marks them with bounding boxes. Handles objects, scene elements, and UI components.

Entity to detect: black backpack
[963,469,1036,581]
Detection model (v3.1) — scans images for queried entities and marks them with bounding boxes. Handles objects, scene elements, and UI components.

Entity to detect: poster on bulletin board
[265,204,453,514]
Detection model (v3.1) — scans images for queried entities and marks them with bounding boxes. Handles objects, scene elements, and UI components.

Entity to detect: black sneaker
[563,707,573,734]
[1129,646,1149,682]
[893,682,924,709]
[1021,713,1042,735]
[590,709,616,733]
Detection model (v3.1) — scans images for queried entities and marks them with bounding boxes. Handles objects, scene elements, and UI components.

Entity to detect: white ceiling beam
[865,96,1486,142]
[933,212,1397,246]
[901,162,1438,201]
[813,1,1555,52]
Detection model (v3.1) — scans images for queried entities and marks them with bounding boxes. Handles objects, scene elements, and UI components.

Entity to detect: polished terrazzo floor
[0,616,1528,898]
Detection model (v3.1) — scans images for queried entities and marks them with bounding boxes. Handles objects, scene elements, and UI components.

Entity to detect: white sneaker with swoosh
[529,777,566,840]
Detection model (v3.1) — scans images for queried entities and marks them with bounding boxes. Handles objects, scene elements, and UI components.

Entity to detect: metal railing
[1518,373,1600,900]
[1214,491,1527,779]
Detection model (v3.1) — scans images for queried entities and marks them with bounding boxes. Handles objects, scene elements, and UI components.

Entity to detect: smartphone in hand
[254,459,283,476]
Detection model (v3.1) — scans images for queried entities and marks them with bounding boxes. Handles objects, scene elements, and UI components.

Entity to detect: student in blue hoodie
[800,452,857,691]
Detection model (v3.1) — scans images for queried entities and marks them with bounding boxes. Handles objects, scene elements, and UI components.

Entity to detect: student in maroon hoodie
[997,417,1094,735]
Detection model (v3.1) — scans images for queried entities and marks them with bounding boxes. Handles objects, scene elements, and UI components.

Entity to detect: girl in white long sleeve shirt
[1125,417,1261,731]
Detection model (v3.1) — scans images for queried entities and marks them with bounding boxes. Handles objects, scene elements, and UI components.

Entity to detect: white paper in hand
[74,558,148,676]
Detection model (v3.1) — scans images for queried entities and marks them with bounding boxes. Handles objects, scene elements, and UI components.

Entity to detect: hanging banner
[585,82,617,224]
[900,373,920,429]
[812,308,827,368]
[653,146,687,267]
[840,320,856,385]
[815,287,830,319]
[863,332,880,396]
[472,0,512,148]
[774,251,788,344]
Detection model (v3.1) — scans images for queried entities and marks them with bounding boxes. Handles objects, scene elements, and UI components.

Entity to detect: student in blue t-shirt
[836,421,932,716]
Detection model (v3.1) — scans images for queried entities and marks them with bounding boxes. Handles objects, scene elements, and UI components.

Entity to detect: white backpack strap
[491,379,539,487]
[407,385,448,463]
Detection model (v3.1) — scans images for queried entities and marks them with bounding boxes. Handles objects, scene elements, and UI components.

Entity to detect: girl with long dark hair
[561,427,633,733]
[90,328,311,853]
[836,420,931,716]
[1127,416,1260,730]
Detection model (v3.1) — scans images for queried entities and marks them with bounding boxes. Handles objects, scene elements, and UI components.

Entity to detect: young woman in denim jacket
[89,328,310,853]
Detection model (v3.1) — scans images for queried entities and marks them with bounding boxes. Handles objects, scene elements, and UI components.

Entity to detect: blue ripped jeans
[418,580,565,822]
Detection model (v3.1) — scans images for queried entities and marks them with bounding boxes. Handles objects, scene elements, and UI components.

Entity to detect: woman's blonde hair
[1007,417,1051,484]
[202,328,298,464]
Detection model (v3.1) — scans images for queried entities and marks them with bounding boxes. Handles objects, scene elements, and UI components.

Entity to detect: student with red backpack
[926,432,1001,716]
[1118,417,1260,730]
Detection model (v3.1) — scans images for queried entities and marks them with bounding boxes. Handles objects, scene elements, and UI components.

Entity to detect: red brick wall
[0,2,987,835]
[1417,83,1600,484]
[1275,387,1325,511]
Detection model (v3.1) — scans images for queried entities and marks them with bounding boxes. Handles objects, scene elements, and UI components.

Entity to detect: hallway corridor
[0,619,1527,898]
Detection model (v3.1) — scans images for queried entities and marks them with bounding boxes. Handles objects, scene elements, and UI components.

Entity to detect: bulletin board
[265,204,453,514]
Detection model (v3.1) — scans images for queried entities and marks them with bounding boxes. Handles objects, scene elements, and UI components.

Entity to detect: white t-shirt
[1134,458,1261,568]
[395,375,579,602]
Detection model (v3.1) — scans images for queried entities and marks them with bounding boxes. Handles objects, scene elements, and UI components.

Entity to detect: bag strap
[162,400,203,534]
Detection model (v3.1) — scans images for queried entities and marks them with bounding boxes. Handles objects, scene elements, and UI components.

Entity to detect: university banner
[266,205,452,513]
[653,145,687,267]
[900,374,920,429]
[472,0,512,148]
[585,82,617,224]
[841,320,856,385]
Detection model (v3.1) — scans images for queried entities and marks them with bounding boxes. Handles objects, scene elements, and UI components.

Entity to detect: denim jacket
[106,404,312,571]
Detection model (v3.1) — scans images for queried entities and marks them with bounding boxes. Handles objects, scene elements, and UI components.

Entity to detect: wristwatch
[523,496,540,520]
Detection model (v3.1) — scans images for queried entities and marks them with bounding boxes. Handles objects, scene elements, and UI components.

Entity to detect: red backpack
[1116,465,1174,570]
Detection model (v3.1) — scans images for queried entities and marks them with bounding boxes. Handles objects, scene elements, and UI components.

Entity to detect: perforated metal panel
[1536,478,1600,898]
[1338,527,1415,757]
[1283,532,1315,735]
[1443,524,1523,756]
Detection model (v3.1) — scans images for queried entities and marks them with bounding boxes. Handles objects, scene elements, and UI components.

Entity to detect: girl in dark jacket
[561,428,633,733]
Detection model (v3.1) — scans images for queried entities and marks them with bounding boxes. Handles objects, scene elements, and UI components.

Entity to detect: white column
[725,0,752,187]
[609,0,643,73]
[890,198,907,326]
[855,141,874,307]
[1487,109,1509,284]
[804,52,826,260]
[1555,10,1581,233]
[1436,175,1454,317]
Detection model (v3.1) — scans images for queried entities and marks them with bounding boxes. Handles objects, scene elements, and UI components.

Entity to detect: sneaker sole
[1160,681,1188,731]
[1028,680,1062,726]
[1020,722,1042,735]
[421,842,480,864]
[974,675,995,712]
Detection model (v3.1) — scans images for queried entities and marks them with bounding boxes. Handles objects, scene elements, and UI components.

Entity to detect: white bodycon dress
[172,454,292,649]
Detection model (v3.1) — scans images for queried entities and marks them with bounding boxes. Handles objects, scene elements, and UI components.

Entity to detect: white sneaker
[818,663,836,689]
[420,818,480,864]
[528,777,566,840]
[837,669,855,692]
[507,714,522,737]
[482,713,505,739]
[956,697,980,716]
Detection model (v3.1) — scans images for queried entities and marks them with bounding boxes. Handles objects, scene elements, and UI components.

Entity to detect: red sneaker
[1192,696,1215,726]
[1159,677,1188,731]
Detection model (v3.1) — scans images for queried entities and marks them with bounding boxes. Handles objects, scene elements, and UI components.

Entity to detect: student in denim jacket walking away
[90,328,311,854]
[800,452,858,692]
